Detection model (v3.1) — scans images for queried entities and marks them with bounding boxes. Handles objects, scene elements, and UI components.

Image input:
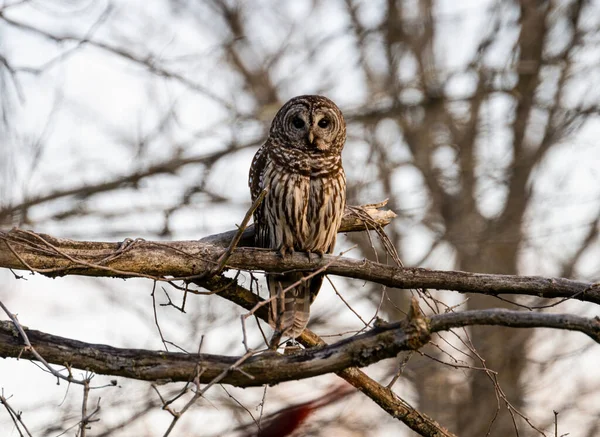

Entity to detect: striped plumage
[249,95,346,338]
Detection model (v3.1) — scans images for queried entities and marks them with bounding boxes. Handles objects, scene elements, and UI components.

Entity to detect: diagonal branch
[200,277,457,437]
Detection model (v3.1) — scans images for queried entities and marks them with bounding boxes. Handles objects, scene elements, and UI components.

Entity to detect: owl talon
[305,250,325,261]
[278,246,294,258]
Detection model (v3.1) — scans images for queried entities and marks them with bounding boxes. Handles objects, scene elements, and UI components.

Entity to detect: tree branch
[429,309,600,342]
[0,225,596,305]
[1,308,597,386]
[0,311,424,387]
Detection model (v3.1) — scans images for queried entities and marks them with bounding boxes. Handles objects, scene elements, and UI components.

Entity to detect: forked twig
[0,390,33,437]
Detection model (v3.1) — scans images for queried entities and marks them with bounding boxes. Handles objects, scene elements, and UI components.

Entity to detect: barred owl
[248,95,346,338]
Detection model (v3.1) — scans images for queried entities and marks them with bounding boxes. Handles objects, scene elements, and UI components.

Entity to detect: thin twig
[77,376,101,437]
[151,281,171,352]
[161,366,203,437]
[56,397,101,437]
[161,349,256,436]
[220,385,259,428]
[0,390,32,437]
[257,385,268,429]
[326,275,369,327]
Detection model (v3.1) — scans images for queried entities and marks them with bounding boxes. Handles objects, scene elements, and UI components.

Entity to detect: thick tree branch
[1,309,597,386]
[0,227,596,305]
[0,312,430,387]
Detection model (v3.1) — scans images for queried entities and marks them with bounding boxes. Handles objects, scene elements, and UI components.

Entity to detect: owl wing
[248,144,268,202]
[248,144,269,248]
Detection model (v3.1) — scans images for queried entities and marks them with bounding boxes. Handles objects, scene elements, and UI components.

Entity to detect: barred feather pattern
[249,95,347,338]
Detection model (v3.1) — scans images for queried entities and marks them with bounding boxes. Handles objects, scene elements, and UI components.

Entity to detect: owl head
[270,95,346,155]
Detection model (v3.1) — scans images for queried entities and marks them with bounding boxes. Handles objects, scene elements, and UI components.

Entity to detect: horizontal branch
[0,310,430,387]
[1,309,596,388]
[0,226,596,305]
[429,309,600,343]
[228,249,598,304]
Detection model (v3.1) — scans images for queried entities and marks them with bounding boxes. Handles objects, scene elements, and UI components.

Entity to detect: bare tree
[340,1,600,435]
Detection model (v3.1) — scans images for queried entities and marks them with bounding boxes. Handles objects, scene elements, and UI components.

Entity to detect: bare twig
[77,377,101,437]
[160,365,204,437]
[326,275,370,328]
[0,390,32,437]
[151,281,170,352]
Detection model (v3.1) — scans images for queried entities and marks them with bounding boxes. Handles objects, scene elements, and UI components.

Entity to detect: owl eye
[292,117,305,129]
[318,118,330,128]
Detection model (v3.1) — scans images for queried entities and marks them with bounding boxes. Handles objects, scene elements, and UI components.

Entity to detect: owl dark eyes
[291,116,330,129]
[292,117,305,129]
[318,118,330,128]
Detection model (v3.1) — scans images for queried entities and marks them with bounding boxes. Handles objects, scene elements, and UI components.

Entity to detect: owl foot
[305,250,325,261]
[278,246,294,258]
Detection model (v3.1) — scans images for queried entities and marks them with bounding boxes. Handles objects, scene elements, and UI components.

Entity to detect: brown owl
[248,95,347,338]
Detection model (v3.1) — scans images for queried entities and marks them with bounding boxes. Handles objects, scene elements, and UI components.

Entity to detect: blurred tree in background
[1,0,599,436]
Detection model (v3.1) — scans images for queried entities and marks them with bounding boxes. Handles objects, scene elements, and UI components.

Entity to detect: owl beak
[307,130,315,145]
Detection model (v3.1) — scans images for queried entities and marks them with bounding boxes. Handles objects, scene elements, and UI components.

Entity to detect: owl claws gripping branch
[248,95,347,339]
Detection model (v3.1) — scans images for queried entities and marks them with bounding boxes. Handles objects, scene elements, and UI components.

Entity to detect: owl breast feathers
[248,95,347,338]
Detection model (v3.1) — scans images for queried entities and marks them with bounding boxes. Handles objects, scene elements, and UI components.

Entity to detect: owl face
[271,95,346,155]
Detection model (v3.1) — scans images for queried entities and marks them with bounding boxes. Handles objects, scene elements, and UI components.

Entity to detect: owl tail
[267,273,323,339]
